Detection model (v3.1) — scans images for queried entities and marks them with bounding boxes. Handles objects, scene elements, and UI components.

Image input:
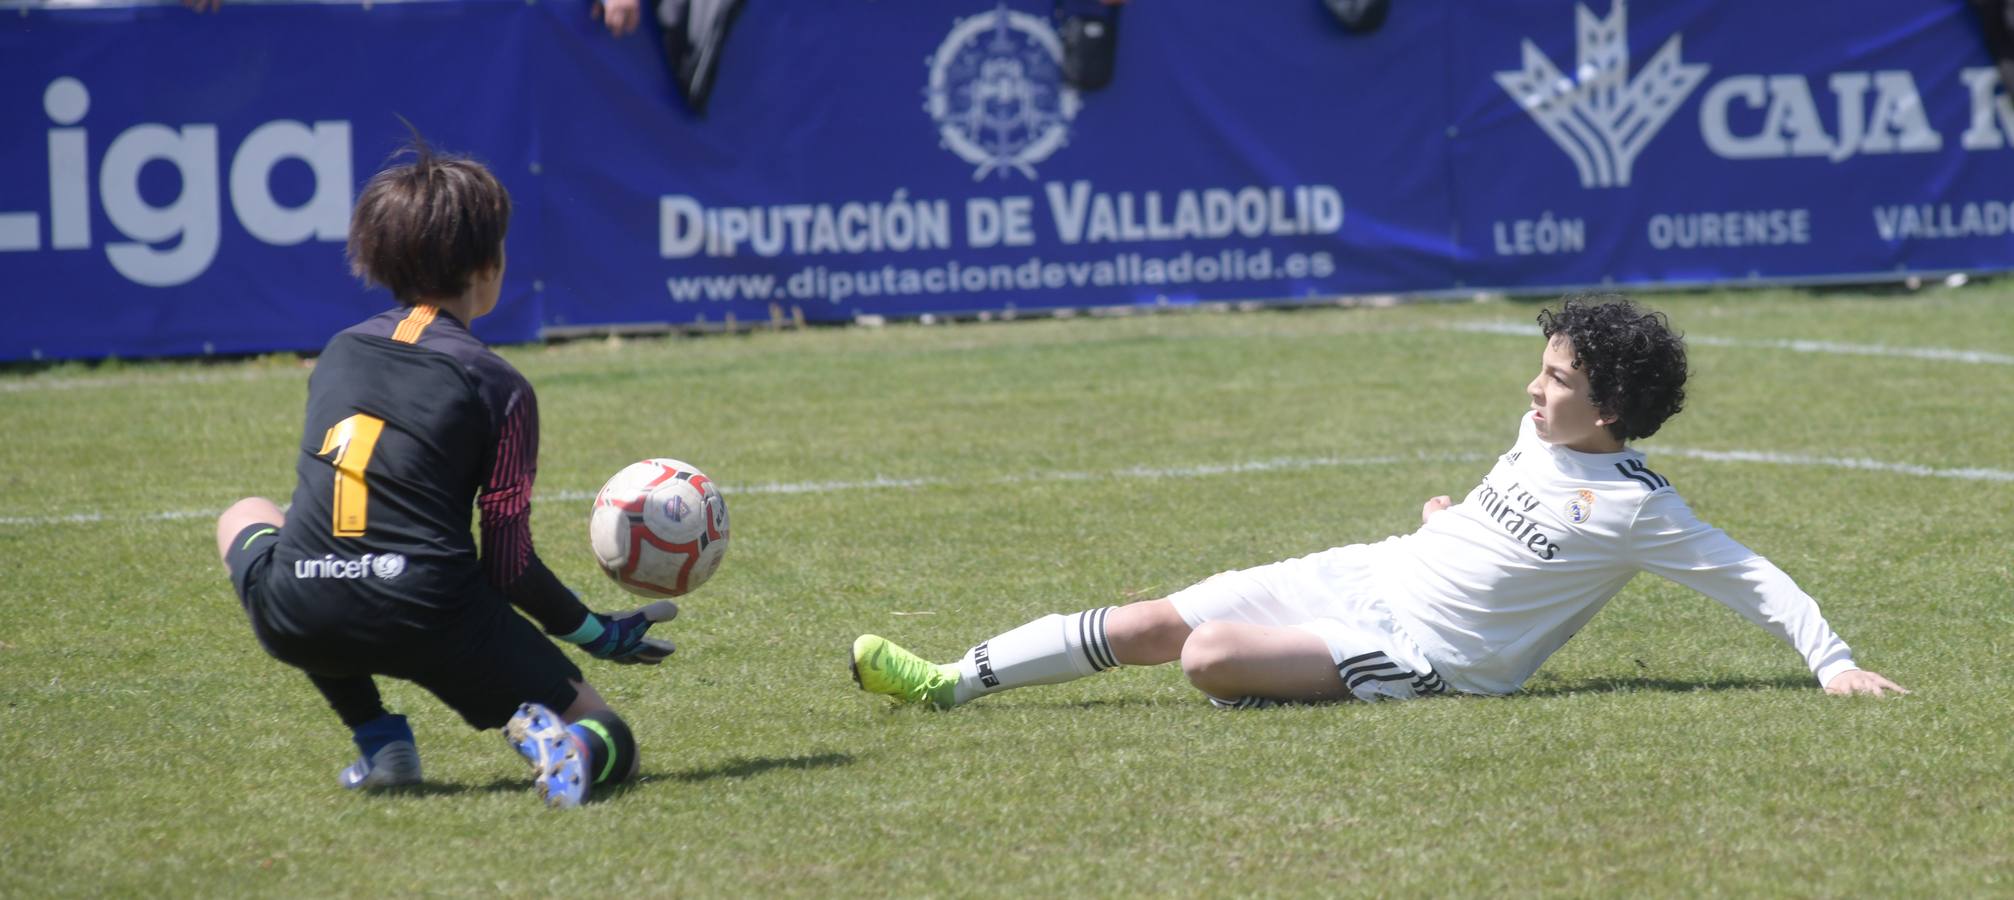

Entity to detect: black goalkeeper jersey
[264,305,585,641]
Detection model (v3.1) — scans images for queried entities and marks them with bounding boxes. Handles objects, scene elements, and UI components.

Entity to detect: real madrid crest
[925,5,1082,180]
[1564,489,1596,525]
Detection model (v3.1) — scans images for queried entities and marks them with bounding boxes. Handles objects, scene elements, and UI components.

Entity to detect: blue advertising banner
[532,0,1451,334]
[1445,1,2014,288]
[2,0,2010,361]
[0,0,545,360]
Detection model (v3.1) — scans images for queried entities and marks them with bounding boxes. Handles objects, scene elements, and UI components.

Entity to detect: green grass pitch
[2,287,2009,896]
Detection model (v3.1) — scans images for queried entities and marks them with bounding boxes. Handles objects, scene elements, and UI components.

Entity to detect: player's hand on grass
[593,0,640,37]
[1421,495,1452,524]
[1824,669,1908,697]
[572,600,678,664]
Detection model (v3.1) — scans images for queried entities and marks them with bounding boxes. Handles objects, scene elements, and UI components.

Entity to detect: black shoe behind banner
[1970,0,2014,99]
[659,0,748,115]
[1055,0,1122,91]
[1323,0,1390,34]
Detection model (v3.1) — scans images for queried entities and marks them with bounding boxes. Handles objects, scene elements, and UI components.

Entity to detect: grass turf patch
[1,288,2009,896]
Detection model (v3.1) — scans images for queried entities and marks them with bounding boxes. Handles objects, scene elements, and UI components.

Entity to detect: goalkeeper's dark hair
[346,126,510,306]
[1536,294,1688,442]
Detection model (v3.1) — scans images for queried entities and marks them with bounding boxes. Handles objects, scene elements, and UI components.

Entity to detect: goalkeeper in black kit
[215,140,672,808]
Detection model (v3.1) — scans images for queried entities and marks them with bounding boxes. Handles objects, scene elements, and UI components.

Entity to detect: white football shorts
[1164,543,1449,701]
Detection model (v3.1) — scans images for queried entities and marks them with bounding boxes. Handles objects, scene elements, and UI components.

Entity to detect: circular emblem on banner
[925,5,1082,180]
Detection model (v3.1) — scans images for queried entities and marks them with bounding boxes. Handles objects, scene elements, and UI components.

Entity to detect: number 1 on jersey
[317,413,385,537]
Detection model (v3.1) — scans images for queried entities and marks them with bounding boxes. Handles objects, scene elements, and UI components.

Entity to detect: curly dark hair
[1535,294,1688,442]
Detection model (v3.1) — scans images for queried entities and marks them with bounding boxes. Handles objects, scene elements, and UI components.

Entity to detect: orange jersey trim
[392,305,439,344]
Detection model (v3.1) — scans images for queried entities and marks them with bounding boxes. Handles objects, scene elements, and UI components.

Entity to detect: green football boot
[850,634,960,709]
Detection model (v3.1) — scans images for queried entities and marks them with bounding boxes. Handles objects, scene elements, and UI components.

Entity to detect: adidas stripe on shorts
[1164,543,1448,701]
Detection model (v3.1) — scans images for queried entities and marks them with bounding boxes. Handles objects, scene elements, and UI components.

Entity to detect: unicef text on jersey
[295,552,408,581]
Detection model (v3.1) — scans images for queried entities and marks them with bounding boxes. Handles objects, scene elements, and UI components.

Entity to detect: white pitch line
[3,448,2007,528]
[0,367,307,394]
[1653,446,2014,483]
[1449,321,2014,366]
[6,319,2002,396]
[12,316,2001,397]
[2,454,1487,527]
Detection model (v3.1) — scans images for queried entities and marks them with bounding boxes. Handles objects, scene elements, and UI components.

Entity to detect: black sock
[566,710,637,785]
[308,673,387,729]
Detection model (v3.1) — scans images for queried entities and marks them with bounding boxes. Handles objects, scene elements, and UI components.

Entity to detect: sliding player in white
[850,296,1906,708]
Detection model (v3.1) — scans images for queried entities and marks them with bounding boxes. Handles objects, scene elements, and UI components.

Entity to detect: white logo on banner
[925,5,1081,180]
[1495,0,1708,188]
[1,76,352,289]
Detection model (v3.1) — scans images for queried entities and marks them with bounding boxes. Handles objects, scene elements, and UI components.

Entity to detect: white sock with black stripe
[1336,650,1450,701]
[952,607,1121,705]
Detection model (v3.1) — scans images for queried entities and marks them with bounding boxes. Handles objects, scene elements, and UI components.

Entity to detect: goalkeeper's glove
[561,600,678,664]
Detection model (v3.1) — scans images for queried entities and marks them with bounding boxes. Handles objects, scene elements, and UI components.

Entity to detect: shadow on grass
[364,778,530,798]
[354,754,856,803]
[962,696,1215,711]
[1519,673,1815,696]
[664,751,855,784]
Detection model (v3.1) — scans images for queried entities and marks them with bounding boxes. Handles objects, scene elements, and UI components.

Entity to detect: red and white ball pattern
[588,458,729,598]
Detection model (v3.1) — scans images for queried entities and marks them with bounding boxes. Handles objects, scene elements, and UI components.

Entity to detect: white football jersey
[1372,413,1858,695]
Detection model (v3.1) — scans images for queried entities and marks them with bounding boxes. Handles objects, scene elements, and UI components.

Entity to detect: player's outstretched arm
[1824,669,1908,697]
[1421,495,1452,524]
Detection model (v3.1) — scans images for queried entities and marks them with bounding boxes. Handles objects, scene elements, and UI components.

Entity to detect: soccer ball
[588,458,730,598]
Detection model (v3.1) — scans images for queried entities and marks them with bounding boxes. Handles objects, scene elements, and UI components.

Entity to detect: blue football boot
[505,703,590,808]
[338,714,422,790]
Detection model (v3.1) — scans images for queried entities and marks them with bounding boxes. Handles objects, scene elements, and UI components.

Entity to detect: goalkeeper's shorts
[224,522,585,729]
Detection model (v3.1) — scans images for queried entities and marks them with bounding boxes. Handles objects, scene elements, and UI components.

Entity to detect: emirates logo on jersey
[1470,476,1564,561]
[1564,489,1596,524]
